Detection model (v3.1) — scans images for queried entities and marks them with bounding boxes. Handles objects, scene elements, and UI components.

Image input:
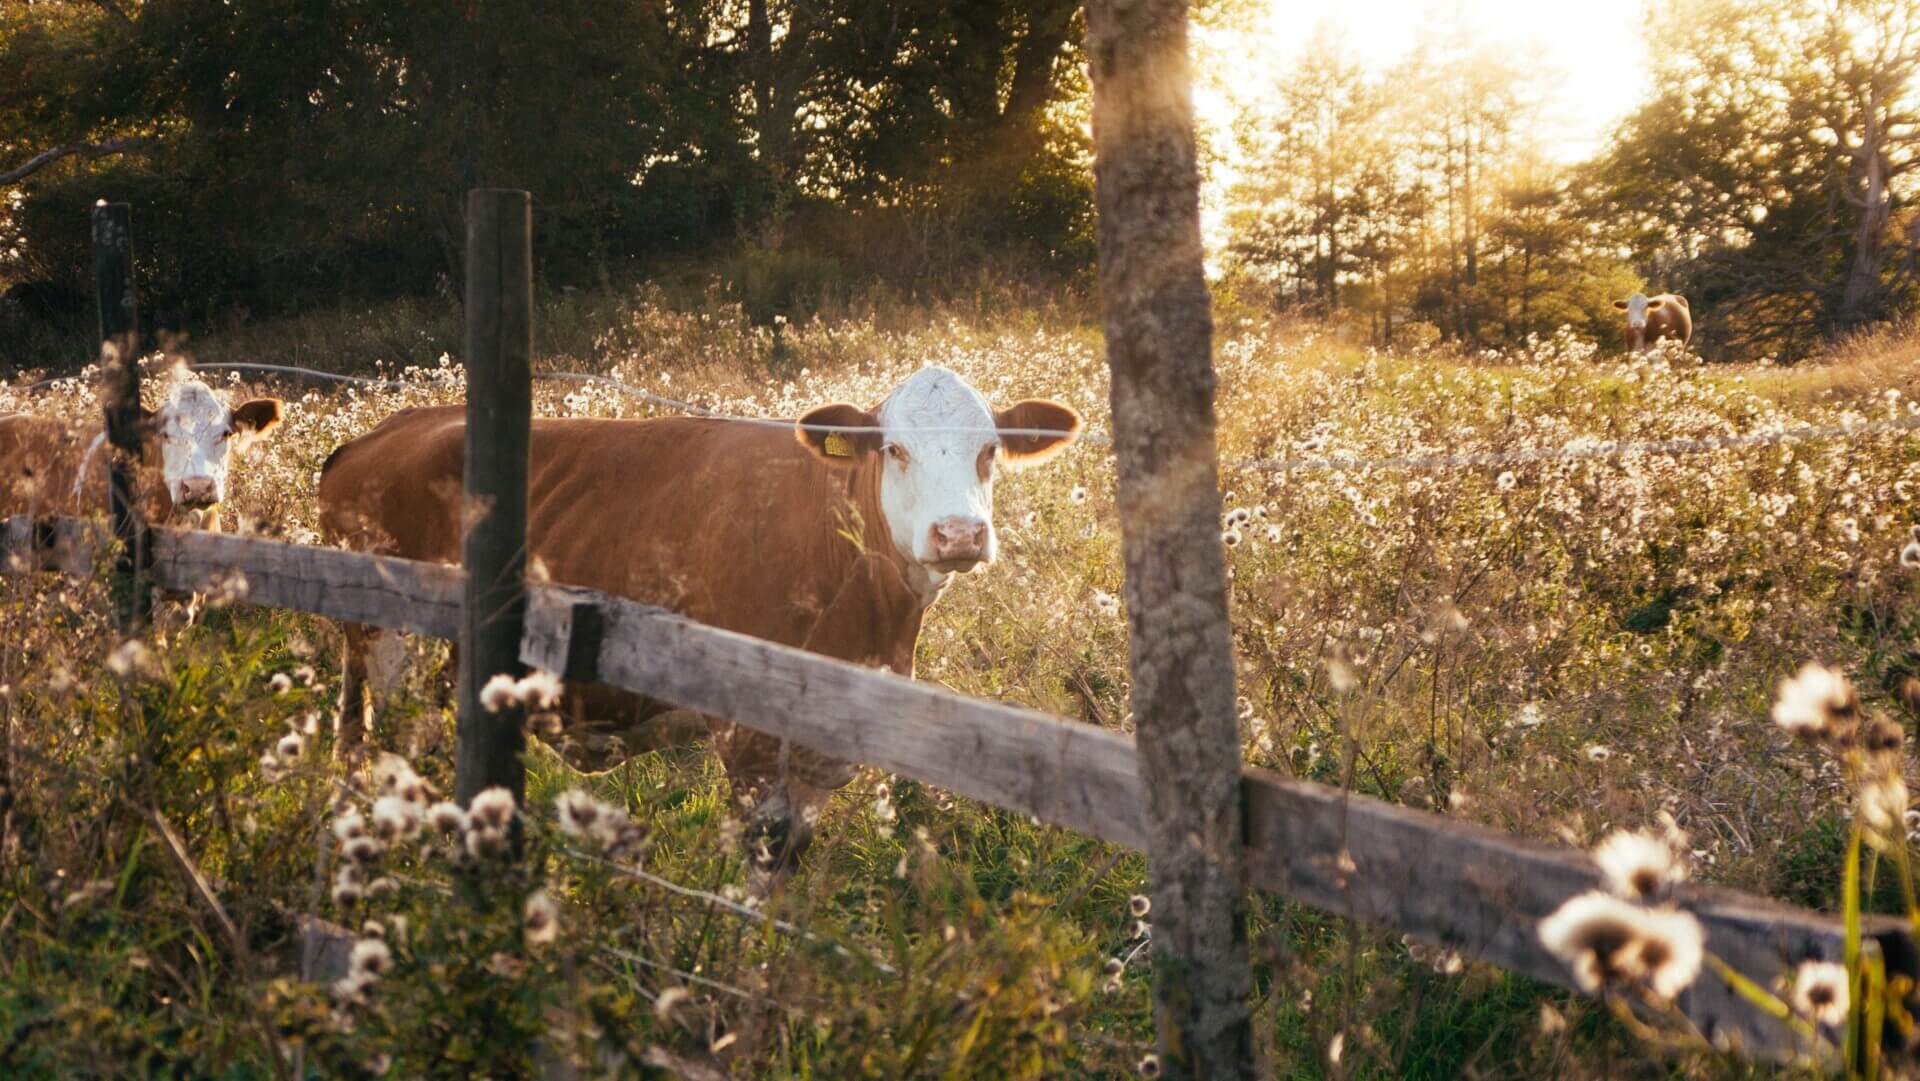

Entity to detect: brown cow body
[319,368,1079,877]
[1613,292,1692,352]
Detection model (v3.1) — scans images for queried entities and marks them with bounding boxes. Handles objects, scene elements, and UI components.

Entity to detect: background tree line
[0,0,1090,359]
[4,0,1920,364]
[1223,0,1920,360]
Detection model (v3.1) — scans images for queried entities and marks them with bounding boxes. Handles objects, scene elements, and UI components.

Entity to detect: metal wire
[7,359,1914,474]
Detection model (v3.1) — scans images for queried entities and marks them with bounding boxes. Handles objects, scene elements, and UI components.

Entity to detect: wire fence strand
[6,358,1916,475]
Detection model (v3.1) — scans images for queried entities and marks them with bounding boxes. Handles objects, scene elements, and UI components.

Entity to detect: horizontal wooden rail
[4,514,1907,1061]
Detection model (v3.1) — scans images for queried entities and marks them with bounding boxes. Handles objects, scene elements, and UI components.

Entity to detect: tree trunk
[1838,86,1891,331]
[1083,2,1256,1078]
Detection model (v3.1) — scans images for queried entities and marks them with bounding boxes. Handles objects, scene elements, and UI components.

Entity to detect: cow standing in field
[1613,292,1692,352]
[0,376,284,531]
[318,366,1081,879]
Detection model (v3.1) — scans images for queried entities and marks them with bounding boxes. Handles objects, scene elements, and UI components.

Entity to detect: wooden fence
[5,193,1912,1069]
[4,514,1913,1062]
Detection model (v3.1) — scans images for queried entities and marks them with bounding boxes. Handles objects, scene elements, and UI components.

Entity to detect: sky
[1187,0,1653,255]
[1192,0,1653,164]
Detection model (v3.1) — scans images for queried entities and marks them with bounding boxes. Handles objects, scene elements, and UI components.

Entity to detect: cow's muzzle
[928,516,989,572]
[177,476,219,508]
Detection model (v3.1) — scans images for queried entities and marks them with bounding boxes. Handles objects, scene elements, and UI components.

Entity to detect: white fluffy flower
[1592,829,1686,902]
[1789,960,1850,1027]
[1771,662,1858,740]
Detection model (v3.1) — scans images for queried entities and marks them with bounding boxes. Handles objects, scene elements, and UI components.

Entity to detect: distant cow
[319,366,1081,880]
[0,376,284,529]
[1613,292,1692,352]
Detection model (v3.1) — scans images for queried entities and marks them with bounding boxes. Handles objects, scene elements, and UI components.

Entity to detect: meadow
[3,289,1917,1079]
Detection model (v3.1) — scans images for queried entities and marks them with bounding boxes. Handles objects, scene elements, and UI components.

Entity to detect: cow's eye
[216,428,232,442]
[885,443,910,466]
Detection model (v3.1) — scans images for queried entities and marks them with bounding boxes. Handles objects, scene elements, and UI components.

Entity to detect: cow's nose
[928,516,989,568]
[178,476,218,507]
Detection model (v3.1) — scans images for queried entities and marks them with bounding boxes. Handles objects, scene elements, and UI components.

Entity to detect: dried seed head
[1592,829,1686,902]
[1771,662,1859,743]
[524,889,560,947]
[1789,960,1850,1027]
[1128,894,1151,918]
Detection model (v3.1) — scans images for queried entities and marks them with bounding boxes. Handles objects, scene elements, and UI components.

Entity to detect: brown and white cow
[1,375,284,529]
[1612,292,1692,352]
[318,365,1081,878]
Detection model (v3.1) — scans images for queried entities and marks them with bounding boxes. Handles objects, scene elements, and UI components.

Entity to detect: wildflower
[1496,471,1517,491]
[1584,744,1612,764]
[1070,485,1088,504]
[1221,527,1242,548]
[379,762,429,805]
[292,664,317,687]
[1127,919,1151,939]
[342,836,385,864]
[1265,525,1281,543]
[524,890,559,947]
[331,862,364,905]
[367,876,398,898]
[331,972,372,1004]
[517,670,564,710]
[1328,1032,1345,1065]
[1224,506,1251,527]
[1771,662,1859,742]
[1128,894,1151,918]
[275,731,304,761]
[1860,776,1909,835]
[1137,1053,1162,1077]
[426,801,467,834]
[1091,589,1120,616]
[1104,957,1124,975]
[1864,715,1906,758]
[106,640,156,679]
[556,789,603,838]
[1592,829,1686,902]
[332,810,368,843]
[1537,892,1635,993]
[268,672,293,694]
[258,751,285,783]
[1789,960,1850,1027]
[348,938,392,982]
[371,795,421,842]
[1538,892,1702,999]
[468,787,516,832]
[479,673,519,713]
[1902,540,1920,568]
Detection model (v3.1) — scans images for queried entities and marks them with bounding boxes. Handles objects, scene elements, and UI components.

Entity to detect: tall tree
[1593,0,1920,356]
[1084,0,1255,1077]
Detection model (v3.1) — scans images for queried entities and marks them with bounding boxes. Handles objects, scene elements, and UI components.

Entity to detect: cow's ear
[796,403,881,464]
[232,397,284,437]
[1612,299,1629,310]
[996,399,1082,467]
[1645,298,1664,311]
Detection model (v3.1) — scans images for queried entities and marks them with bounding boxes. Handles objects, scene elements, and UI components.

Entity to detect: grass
[3,290,1913,1077]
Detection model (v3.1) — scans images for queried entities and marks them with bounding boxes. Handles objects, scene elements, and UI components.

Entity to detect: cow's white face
[1612,292,1667,350]
[148,379,284,510]
[796,366,1080,598]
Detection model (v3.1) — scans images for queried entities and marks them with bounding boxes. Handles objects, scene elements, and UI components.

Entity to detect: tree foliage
[0,0,1090,339]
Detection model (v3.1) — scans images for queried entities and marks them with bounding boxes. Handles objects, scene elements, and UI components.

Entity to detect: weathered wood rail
[4,513,1908,1061]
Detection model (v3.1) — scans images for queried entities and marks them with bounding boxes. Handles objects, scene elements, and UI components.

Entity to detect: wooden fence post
[1083,2,1256,1077]
[455,189,533,809]
[93,201,148,630]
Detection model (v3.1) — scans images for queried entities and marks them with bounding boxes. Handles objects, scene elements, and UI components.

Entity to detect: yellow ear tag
[823,432,853,457]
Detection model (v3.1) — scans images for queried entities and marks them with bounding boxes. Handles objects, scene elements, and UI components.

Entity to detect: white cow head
[142,378,284,512]
[796,367,1080,598]
[1612,292,1668,350]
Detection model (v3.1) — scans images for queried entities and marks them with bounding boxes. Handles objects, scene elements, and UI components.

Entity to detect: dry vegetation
[4,289,1920,1078]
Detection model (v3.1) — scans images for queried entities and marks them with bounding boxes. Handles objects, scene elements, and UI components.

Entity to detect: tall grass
[3,297,1916,1077]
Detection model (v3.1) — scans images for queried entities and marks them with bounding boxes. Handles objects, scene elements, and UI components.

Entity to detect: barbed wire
[6,359,1916,474]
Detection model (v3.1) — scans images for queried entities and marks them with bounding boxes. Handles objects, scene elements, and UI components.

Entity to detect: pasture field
[3,291,1918,1078]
